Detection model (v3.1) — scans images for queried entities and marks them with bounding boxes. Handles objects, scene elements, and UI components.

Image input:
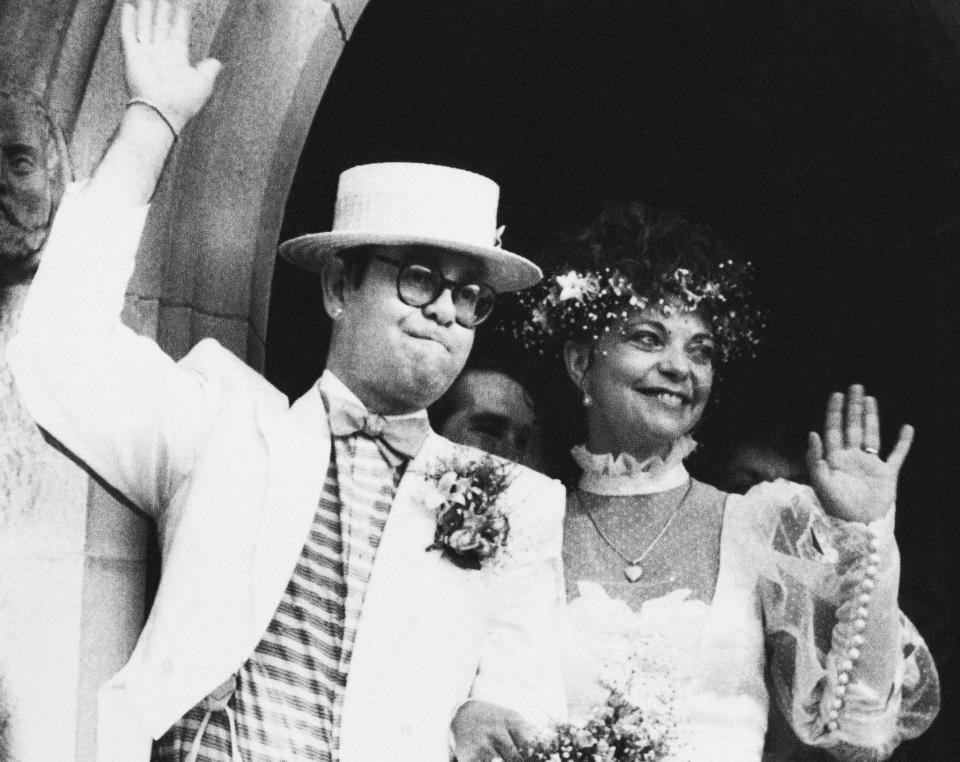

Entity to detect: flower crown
[504,258,762,362]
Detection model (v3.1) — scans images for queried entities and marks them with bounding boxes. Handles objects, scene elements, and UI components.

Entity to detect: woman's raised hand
[120,0,222,134]
[806,385,913,523]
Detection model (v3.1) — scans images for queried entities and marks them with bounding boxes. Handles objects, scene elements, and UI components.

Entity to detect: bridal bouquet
[531,583,708,762]
[521,683,672,762]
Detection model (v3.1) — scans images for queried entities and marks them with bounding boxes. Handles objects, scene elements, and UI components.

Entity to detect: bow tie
[324,393,431,465]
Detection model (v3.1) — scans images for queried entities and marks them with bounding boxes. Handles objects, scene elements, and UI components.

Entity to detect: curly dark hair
[568,203,729,287]
[504,201,761,361]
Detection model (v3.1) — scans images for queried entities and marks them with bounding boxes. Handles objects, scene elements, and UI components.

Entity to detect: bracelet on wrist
[126,98,179,142]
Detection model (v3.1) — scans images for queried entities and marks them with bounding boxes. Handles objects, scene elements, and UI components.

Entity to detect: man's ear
[320,254,350,320]
[563,340,592,391]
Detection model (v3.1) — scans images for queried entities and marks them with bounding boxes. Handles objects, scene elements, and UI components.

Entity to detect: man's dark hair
[336,247,373,288]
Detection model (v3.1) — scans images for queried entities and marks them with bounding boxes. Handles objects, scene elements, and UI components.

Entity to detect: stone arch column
[2,1,371,759]
[139,0,369,369]
[73,0,370,362]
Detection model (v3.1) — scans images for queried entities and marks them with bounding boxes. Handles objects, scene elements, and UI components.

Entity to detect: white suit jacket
[7,185,566,761]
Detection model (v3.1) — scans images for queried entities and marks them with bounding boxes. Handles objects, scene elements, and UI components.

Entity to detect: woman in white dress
[513,203,939,761]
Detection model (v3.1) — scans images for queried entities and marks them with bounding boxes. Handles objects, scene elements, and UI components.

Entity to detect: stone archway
[0,1,370,758]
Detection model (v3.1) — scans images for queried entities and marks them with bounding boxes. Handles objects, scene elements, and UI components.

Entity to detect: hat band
[333,189,499,248]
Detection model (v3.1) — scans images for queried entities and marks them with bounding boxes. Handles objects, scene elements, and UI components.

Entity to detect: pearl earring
[582,391,593,407]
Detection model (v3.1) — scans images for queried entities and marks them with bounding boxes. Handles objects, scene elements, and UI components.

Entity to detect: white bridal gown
[561,439,939,762]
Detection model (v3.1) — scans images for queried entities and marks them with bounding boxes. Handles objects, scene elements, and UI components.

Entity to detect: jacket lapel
[346,433,445,668]
[339,434,482,756]
[251,385,332,624]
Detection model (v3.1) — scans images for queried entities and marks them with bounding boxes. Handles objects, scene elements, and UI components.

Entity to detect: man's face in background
[438,369,544,472]
[1,92,65,281]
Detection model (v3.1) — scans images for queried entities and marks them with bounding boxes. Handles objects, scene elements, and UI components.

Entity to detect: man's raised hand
[120,0,222,135]
[89,1,221,204]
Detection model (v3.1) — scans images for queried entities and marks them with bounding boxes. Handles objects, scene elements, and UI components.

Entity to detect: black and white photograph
[1,1,958,760]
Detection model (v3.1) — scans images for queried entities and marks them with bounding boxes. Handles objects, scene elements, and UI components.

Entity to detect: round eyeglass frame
[372,254,496,328]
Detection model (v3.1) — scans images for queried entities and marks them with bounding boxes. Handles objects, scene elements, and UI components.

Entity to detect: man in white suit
[7,2,565,760]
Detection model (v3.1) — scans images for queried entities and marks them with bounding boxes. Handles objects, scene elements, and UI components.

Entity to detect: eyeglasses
[373,255,496,328]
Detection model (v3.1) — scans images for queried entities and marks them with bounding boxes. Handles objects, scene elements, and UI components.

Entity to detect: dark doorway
[268,2,960,755]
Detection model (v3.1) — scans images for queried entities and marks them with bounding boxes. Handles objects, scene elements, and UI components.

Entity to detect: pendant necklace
[578,480,694,583]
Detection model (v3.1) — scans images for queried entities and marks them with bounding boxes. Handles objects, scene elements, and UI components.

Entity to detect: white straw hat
[278,162,542,292]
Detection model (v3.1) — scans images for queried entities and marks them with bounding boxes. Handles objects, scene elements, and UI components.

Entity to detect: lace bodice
[562,474,939,762]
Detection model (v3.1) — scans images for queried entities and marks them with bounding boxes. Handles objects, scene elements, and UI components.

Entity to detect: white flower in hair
[530,305,550,328]
[556,270,593,302]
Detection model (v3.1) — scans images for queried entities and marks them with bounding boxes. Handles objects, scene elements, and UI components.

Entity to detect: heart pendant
[624,564,643,583]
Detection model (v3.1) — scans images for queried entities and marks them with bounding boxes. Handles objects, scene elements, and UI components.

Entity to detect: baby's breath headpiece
[501,204,763,362]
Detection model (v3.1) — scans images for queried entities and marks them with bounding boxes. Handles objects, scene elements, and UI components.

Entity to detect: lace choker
[571,436,695,496]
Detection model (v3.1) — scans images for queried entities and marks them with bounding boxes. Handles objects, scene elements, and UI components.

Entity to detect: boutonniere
[423,455,513,570]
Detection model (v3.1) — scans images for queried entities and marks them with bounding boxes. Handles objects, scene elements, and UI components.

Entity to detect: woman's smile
[572,306,715,459]
[635,386,692,409]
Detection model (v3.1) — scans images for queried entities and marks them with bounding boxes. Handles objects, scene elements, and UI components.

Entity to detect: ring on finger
[862,445,879,455]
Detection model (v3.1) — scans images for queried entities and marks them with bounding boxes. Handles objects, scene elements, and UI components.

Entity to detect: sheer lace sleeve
[729,480,939,761]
